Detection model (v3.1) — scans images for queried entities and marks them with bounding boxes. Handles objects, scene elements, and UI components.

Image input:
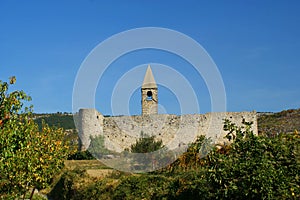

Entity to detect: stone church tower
[141,65,158,115]
[78,64,258,153]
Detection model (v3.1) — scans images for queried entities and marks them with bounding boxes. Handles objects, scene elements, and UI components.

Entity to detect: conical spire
[142,65,157,88]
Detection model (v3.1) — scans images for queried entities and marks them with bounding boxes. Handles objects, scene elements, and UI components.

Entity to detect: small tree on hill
[130,132,163,153]
[88,135,111,158]
[129,132,165,171]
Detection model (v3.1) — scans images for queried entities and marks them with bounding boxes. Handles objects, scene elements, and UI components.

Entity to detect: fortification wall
[78,109,104,151]
[79,109,257,152]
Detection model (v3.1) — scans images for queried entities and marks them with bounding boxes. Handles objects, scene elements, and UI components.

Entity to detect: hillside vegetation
[258,108,300,136]
[35,109,300,199]
[48,120,300,199]
[33,113,75,130]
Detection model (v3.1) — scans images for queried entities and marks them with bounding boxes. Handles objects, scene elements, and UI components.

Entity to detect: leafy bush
[203,119,300,199]
[76,179,115,200]
[130,132,163,153]
[48,168,87,200]
[128,133,165,172]
[163,135,212,173]
[113,175,173,200]
[88,135,112,158]
[67,150,95,160]
[68,134,114,160]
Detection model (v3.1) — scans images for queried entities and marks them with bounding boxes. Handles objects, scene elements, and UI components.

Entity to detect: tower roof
[142,65,157,88]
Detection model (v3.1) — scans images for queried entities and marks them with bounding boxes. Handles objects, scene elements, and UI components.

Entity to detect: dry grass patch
[86,169,115,178]
[65,160,109,170]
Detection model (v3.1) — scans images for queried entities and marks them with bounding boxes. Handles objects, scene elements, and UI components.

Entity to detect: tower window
[147,91,153,100]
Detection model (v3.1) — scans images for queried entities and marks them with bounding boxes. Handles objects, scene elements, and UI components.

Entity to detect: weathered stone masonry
[78,110,257,152]
[77,65,258,152]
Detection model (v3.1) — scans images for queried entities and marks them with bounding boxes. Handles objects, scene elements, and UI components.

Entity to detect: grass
[64,160,111,170]
[86,169,115,178]
[64,160,132,179]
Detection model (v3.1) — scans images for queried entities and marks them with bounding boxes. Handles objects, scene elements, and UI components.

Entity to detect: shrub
[88,135,112,158]
[130,133,163,153]
[204,119,300,199]
[113,175,173,200]
[67,151,95,160]
[48,169,87,200]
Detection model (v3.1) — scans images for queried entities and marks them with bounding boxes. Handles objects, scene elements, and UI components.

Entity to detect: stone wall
[78,109,257,152]
[78,109,103,151]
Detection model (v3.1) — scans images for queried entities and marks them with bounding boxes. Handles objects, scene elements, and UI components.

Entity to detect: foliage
[34,113,75,130]
[203,119,300,199]
[34,113,79,155]
[50,169,174,200]
[129,133,165,171]
[88,135,111,158]
[68,135,113,160]
[64,129,79,154]
[48,119,300,199]
[48,168,88,200]
[113,175,173,199]
[67,150,95,160]
[49,168,119,200]
[130,132,163,153]
[164,135,212,173]
[33,112,79,153]
[76,178,116,200]
[258,108,300,136]
[0,77,72,199]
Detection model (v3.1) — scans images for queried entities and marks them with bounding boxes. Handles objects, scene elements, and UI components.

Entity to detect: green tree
[204,119,300,199]
[165,135,212,172]
[130,132,163,153]
[88,135,111,158]
[129,133,165,172]
[0,77,72,199]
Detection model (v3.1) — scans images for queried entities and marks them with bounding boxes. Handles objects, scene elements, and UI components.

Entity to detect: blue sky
[1,0,299,115]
